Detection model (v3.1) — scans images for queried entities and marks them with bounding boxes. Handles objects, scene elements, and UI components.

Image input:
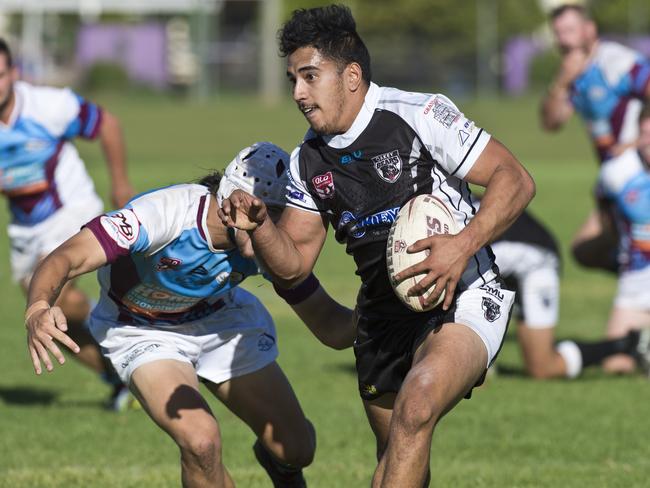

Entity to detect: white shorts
[88,287,278,385]
[8,196,104,283]
[614,266,650,310]
[454,281,516,367]
[492,241,559,329]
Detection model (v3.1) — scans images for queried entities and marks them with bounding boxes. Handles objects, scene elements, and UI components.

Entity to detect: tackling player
[0,38,134,409]
[597,104,650,374]
[221,6,535,487]
[24,142,353,488]
[541,5,650,272]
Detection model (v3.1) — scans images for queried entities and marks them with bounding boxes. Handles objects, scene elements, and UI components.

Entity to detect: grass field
[2,91,650,487]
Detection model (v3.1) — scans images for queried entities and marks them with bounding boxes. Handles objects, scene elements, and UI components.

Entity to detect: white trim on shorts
[614,266,650,310]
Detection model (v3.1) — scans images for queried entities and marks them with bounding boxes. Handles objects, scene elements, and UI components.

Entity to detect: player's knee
[271,419,316,467]
[394,377,442,433]
[178,427,223,469]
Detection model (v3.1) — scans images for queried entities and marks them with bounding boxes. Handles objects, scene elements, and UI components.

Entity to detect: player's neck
[338,83,369,134]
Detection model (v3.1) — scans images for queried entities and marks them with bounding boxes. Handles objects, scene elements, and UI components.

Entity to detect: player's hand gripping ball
[386,195,459,312]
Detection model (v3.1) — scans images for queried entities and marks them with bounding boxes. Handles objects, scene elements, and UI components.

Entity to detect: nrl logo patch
[312,171,335,199]
[481,297,501,322]
[372,150,402,183]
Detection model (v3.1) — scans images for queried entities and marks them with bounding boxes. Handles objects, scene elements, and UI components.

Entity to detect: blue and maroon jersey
[0,81,103,225]
[599,148,650,272]
[84,184,260,326]
[570,41,650,162]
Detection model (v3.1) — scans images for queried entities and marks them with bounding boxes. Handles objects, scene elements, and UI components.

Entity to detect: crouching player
[23,143,354,488]
[492,209,644,378]
[597,105,650,374]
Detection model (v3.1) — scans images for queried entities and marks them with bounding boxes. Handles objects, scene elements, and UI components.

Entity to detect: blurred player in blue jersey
[541,5,650,273]
[0,38,134,408]
[24,142,354,488]
[597,105,650,374]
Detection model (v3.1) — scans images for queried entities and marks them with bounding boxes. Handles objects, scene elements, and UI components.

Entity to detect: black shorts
[353,306,457,401]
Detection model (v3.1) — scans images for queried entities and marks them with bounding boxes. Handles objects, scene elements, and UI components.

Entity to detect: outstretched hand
[25,303,80,375]
[218,189,269,231]
[393,234,472,310]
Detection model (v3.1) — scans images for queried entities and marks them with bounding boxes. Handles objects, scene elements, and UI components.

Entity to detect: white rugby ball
[386,194,459,312]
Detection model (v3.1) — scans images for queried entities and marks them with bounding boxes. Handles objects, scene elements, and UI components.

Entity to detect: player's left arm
[98,109,135,208]
[273,274,355,350]
[396,138,535,310]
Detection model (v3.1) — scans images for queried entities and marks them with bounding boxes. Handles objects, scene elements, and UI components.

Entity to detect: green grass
[1,92,650,487]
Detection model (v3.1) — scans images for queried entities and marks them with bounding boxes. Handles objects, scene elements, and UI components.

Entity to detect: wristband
[273,273,320,305]
[25,300,50,323]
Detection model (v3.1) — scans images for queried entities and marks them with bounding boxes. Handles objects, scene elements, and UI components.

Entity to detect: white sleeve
[414,94,491,179]
[285,145,322,213]
[28,84,81,138]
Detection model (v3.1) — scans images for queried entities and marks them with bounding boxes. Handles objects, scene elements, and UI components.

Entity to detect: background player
[221,6,534,487]
[0,38,134,408]
[597,104,650,374]
[540,5,650,272]
[24,142,354,488]
[492,207,644,378]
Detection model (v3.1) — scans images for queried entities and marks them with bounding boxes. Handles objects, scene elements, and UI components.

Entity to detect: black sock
[574,333,636,368]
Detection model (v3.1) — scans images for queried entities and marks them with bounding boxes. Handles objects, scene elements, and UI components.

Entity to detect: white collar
[323,82,380,149]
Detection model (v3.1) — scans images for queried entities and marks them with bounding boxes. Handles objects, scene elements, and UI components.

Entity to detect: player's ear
[345,62,363,93]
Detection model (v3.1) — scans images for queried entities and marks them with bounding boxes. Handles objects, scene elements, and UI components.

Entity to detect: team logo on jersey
[481,297,501,322]
[156,257,182,271]
[427,96,460,128]
[312,171,335,199]
[100,210,140,250]
[372,150,402,183]
[258,333,276,352]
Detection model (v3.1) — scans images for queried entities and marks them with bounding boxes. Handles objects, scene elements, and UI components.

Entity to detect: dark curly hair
[278,4,371,84]
[197,171,222,196]
[0,38,13,67]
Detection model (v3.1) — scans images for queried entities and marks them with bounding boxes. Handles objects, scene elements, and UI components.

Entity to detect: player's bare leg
[207,361,314,486]
[603,307,650,373]
[129,360,234,488]
[571,209,617,272]
[517,325,567,378]
[371,324,487,488]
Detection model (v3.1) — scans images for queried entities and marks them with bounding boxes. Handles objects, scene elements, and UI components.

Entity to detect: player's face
[552,11,592,54]
[638,118,650,162]
[286,47,348,135]
[0,54,16,114]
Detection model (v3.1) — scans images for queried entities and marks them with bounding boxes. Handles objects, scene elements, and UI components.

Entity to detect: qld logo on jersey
[372,150,402,183]
[312,171,335,199]
[338,207,400,239]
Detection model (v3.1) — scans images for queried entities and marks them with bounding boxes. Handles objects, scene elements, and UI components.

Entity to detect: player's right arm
[25,229,108,375]
[540,50,585,131]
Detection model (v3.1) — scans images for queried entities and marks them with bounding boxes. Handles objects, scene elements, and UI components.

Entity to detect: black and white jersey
[286,83,497,314]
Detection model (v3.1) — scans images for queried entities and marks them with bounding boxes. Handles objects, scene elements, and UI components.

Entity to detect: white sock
[556,340,583,379]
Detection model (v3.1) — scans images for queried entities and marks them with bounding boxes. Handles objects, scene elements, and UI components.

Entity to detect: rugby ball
[386,195,459,312]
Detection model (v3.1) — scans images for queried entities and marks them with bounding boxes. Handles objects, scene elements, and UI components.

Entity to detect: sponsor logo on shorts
[361,383,378,396]
[340,150,363,165]
[480,284,504,302]
[481,297,501,322]
[101,210,140,249]
[426,96,460,128]
[372,150,402,183]
[258,333,276,351]
[120,343,162,369]
[156,257,182,271]
[312,172,335,200]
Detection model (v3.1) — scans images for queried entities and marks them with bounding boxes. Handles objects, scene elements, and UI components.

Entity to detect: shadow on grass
[0,386,59,405]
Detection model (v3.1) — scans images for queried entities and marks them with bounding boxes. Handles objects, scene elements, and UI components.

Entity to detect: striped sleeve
[63,93,104,140]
